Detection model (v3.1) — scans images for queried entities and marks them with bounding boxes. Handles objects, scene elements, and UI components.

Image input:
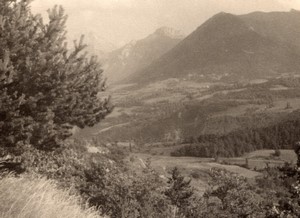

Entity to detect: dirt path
[93,122,130,135]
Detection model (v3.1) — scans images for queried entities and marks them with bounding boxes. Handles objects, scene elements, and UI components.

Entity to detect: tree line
[172,111,300,157]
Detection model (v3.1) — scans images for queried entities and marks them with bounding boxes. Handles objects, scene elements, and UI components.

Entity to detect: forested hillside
[172,110,300,157]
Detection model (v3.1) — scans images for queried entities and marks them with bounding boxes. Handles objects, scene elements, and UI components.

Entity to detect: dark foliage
[172,111,300,157]
[164,167,194,216]
[0,0,112,158]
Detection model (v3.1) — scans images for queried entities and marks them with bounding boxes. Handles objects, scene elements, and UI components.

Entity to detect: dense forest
[172,111,300,157]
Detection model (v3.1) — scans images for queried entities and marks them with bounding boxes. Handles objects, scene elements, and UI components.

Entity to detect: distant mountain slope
[240,9,300,50]
[68,31,116,62]
[104,27,184,83]
[126,10,300,84]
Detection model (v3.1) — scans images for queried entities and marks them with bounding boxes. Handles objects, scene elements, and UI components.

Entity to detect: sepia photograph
[1,0,300,217]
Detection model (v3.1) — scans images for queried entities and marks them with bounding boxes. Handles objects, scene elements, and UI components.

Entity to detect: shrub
[190,171,201,179]
[203,168,265,217]
[164,167,194,216]
[273,149,281,157]
[21,139,174,217]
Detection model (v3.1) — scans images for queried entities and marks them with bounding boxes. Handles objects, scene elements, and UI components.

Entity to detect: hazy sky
[31,0,300,48]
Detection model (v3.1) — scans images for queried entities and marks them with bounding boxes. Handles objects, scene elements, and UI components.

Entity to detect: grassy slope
[0,175,102,218]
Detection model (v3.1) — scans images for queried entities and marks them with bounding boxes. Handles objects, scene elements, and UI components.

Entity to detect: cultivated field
[127,149,297,193]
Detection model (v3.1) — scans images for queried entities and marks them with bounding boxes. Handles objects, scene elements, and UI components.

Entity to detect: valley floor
[127,149,297,193]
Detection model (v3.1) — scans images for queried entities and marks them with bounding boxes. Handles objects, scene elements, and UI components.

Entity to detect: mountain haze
[126,10,300,84]
[104,27,184,83]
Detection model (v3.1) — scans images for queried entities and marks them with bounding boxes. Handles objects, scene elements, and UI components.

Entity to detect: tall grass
[0,175,102,218]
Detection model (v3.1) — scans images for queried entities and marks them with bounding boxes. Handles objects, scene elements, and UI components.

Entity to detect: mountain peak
[104,26,182,83]
[210,11,236,19]
[154,26,184,39]
[290,9,300,13]
[126,10,300,84]
[214,11,230,16]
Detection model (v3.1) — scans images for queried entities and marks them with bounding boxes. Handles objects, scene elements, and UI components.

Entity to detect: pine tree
[164,167,194,217]
[0,1,112,157]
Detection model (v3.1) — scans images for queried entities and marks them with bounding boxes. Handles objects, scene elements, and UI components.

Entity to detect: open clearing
[243,149,297,163]
[128,149,296,193]
[212,97,300,118]
[131,153,262,193]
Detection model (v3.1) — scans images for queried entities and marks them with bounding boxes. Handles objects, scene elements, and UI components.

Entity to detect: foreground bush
[19,139,170,217]
[0,175,102,218]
